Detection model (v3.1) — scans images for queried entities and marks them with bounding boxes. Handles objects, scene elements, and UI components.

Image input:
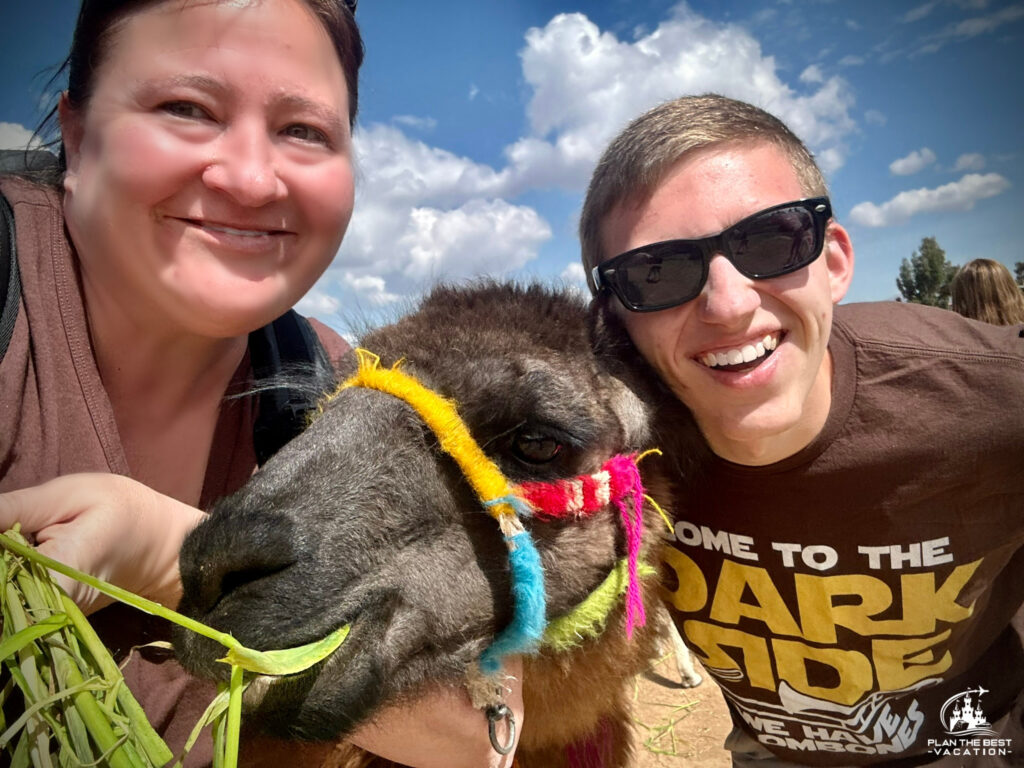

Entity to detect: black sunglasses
[592,197,832,312]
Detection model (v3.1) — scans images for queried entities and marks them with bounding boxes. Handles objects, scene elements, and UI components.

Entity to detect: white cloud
[398,200,551,282]
[560,261,587,285]
[848,173,1010,227]
[341,273,402,306]
[953,152,985,171]
[301,123,556,315]
[800,64,825,83]
[889,147,937,175]
[294,288,341,317]
[952,4,1024,37]
[912,3,1024,54]
[314,6,862,318]
[838,54,865,67]
[865,109,887,126]
[0,122,40,150]
[352,123,509,207]
[392,115,438,132]
[507,6,858,190]
[816,148,845,176]
[556,262,589,300]
[903,2,939,22]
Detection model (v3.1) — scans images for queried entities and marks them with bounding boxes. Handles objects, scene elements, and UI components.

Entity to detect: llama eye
[511,431,562,464]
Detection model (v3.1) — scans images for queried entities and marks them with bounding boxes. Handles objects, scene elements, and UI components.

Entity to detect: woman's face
[60,0,354,337]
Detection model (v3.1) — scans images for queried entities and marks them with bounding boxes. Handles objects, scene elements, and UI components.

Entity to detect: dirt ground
[631,651,732,767]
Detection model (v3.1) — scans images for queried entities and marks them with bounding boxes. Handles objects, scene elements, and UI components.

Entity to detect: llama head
[173,282,673,740]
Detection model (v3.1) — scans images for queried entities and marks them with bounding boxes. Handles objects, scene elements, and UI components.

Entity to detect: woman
[0,1,521,766]
[950,258,1024,325]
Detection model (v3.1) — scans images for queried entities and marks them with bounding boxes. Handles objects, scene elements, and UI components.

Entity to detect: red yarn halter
[516,455,647,637]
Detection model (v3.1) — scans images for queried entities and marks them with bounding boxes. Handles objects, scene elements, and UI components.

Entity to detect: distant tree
[1015,261,1024,287]
[896,237,958,307]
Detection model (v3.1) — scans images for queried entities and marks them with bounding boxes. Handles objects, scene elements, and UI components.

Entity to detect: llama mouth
[698,333,781,372]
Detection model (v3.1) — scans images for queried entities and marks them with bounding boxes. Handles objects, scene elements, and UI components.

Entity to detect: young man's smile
[697,331,780,370]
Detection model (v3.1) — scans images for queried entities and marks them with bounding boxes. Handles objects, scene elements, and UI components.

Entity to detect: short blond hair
[951,259,1024,325]
[580,94,829,292]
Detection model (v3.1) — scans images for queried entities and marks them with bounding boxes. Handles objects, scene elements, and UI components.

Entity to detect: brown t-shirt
[0,176,349,766]
[662,301,1024,765]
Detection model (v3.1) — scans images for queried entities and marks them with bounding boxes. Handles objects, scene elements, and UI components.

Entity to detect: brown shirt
[662,301,1024,766]
[0,176,349,766]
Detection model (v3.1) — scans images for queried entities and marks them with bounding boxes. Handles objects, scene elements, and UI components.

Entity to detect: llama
[174,282,699,767]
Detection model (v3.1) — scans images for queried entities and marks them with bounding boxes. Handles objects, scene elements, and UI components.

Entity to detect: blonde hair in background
[950,258,1024,326]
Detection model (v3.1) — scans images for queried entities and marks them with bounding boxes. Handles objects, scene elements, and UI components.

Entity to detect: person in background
[581,93,1023,766]
[0,1,520,766]
[950,258,1024,325]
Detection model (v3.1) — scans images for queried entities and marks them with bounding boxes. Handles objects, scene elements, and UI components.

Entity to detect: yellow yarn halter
[324,348,526,536]
[324,349,544,678]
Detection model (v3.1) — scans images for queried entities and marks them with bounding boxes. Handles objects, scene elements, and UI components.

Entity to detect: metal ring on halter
[486,704,516,755]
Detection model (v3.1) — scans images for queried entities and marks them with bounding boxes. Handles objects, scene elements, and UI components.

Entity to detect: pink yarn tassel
[608,456,645,638]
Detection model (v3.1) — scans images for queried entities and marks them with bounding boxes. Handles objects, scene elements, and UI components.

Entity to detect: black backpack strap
[248,309,332,465]
[0,191,20,363]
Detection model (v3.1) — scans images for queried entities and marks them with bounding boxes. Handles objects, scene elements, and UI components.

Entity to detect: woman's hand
[0,474,206,614]
[347,657,524,768]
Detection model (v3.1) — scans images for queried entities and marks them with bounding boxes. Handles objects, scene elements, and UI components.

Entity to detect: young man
[582,94,1023,766]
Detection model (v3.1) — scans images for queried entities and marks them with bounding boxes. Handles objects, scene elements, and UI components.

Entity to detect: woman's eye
[161,101,211,120]
[283,124,329,145]
[511,432,563,465]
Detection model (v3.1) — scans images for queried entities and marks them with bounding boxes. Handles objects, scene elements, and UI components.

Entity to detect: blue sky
[2,0,1022,334]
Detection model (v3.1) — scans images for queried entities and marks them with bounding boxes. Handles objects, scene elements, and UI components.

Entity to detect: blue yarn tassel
[477,529,546,675]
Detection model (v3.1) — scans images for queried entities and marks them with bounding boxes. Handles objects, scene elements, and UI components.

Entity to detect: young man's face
[599,142,854,465]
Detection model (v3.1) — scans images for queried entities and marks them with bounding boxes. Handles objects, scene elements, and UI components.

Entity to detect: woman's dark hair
[34,0,364,174]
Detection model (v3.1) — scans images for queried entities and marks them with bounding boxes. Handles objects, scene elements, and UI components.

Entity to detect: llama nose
[181,512,298,616]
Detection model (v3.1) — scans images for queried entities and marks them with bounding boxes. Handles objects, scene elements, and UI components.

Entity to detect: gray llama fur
[174,282,696,767]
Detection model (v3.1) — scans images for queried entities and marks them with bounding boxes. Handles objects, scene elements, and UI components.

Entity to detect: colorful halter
[518,457,648,638]
[324,349,649,677]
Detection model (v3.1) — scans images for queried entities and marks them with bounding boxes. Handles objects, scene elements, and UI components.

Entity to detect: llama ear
[606,375,653,450]
[588,295,634,361]
[588,294,657,449]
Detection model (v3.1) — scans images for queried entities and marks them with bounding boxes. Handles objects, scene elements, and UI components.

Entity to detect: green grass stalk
[223,665,244,768]
[57,593,173,767]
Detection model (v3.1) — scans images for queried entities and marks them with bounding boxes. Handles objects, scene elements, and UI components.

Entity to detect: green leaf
[220,624,350,675]
[0,676,107,754]
[0,615,70,660]
[175,689,230,768]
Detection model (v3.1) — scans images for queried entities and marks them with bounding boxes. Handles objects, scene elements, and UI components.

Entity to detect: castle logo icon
[939,687,998,738]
